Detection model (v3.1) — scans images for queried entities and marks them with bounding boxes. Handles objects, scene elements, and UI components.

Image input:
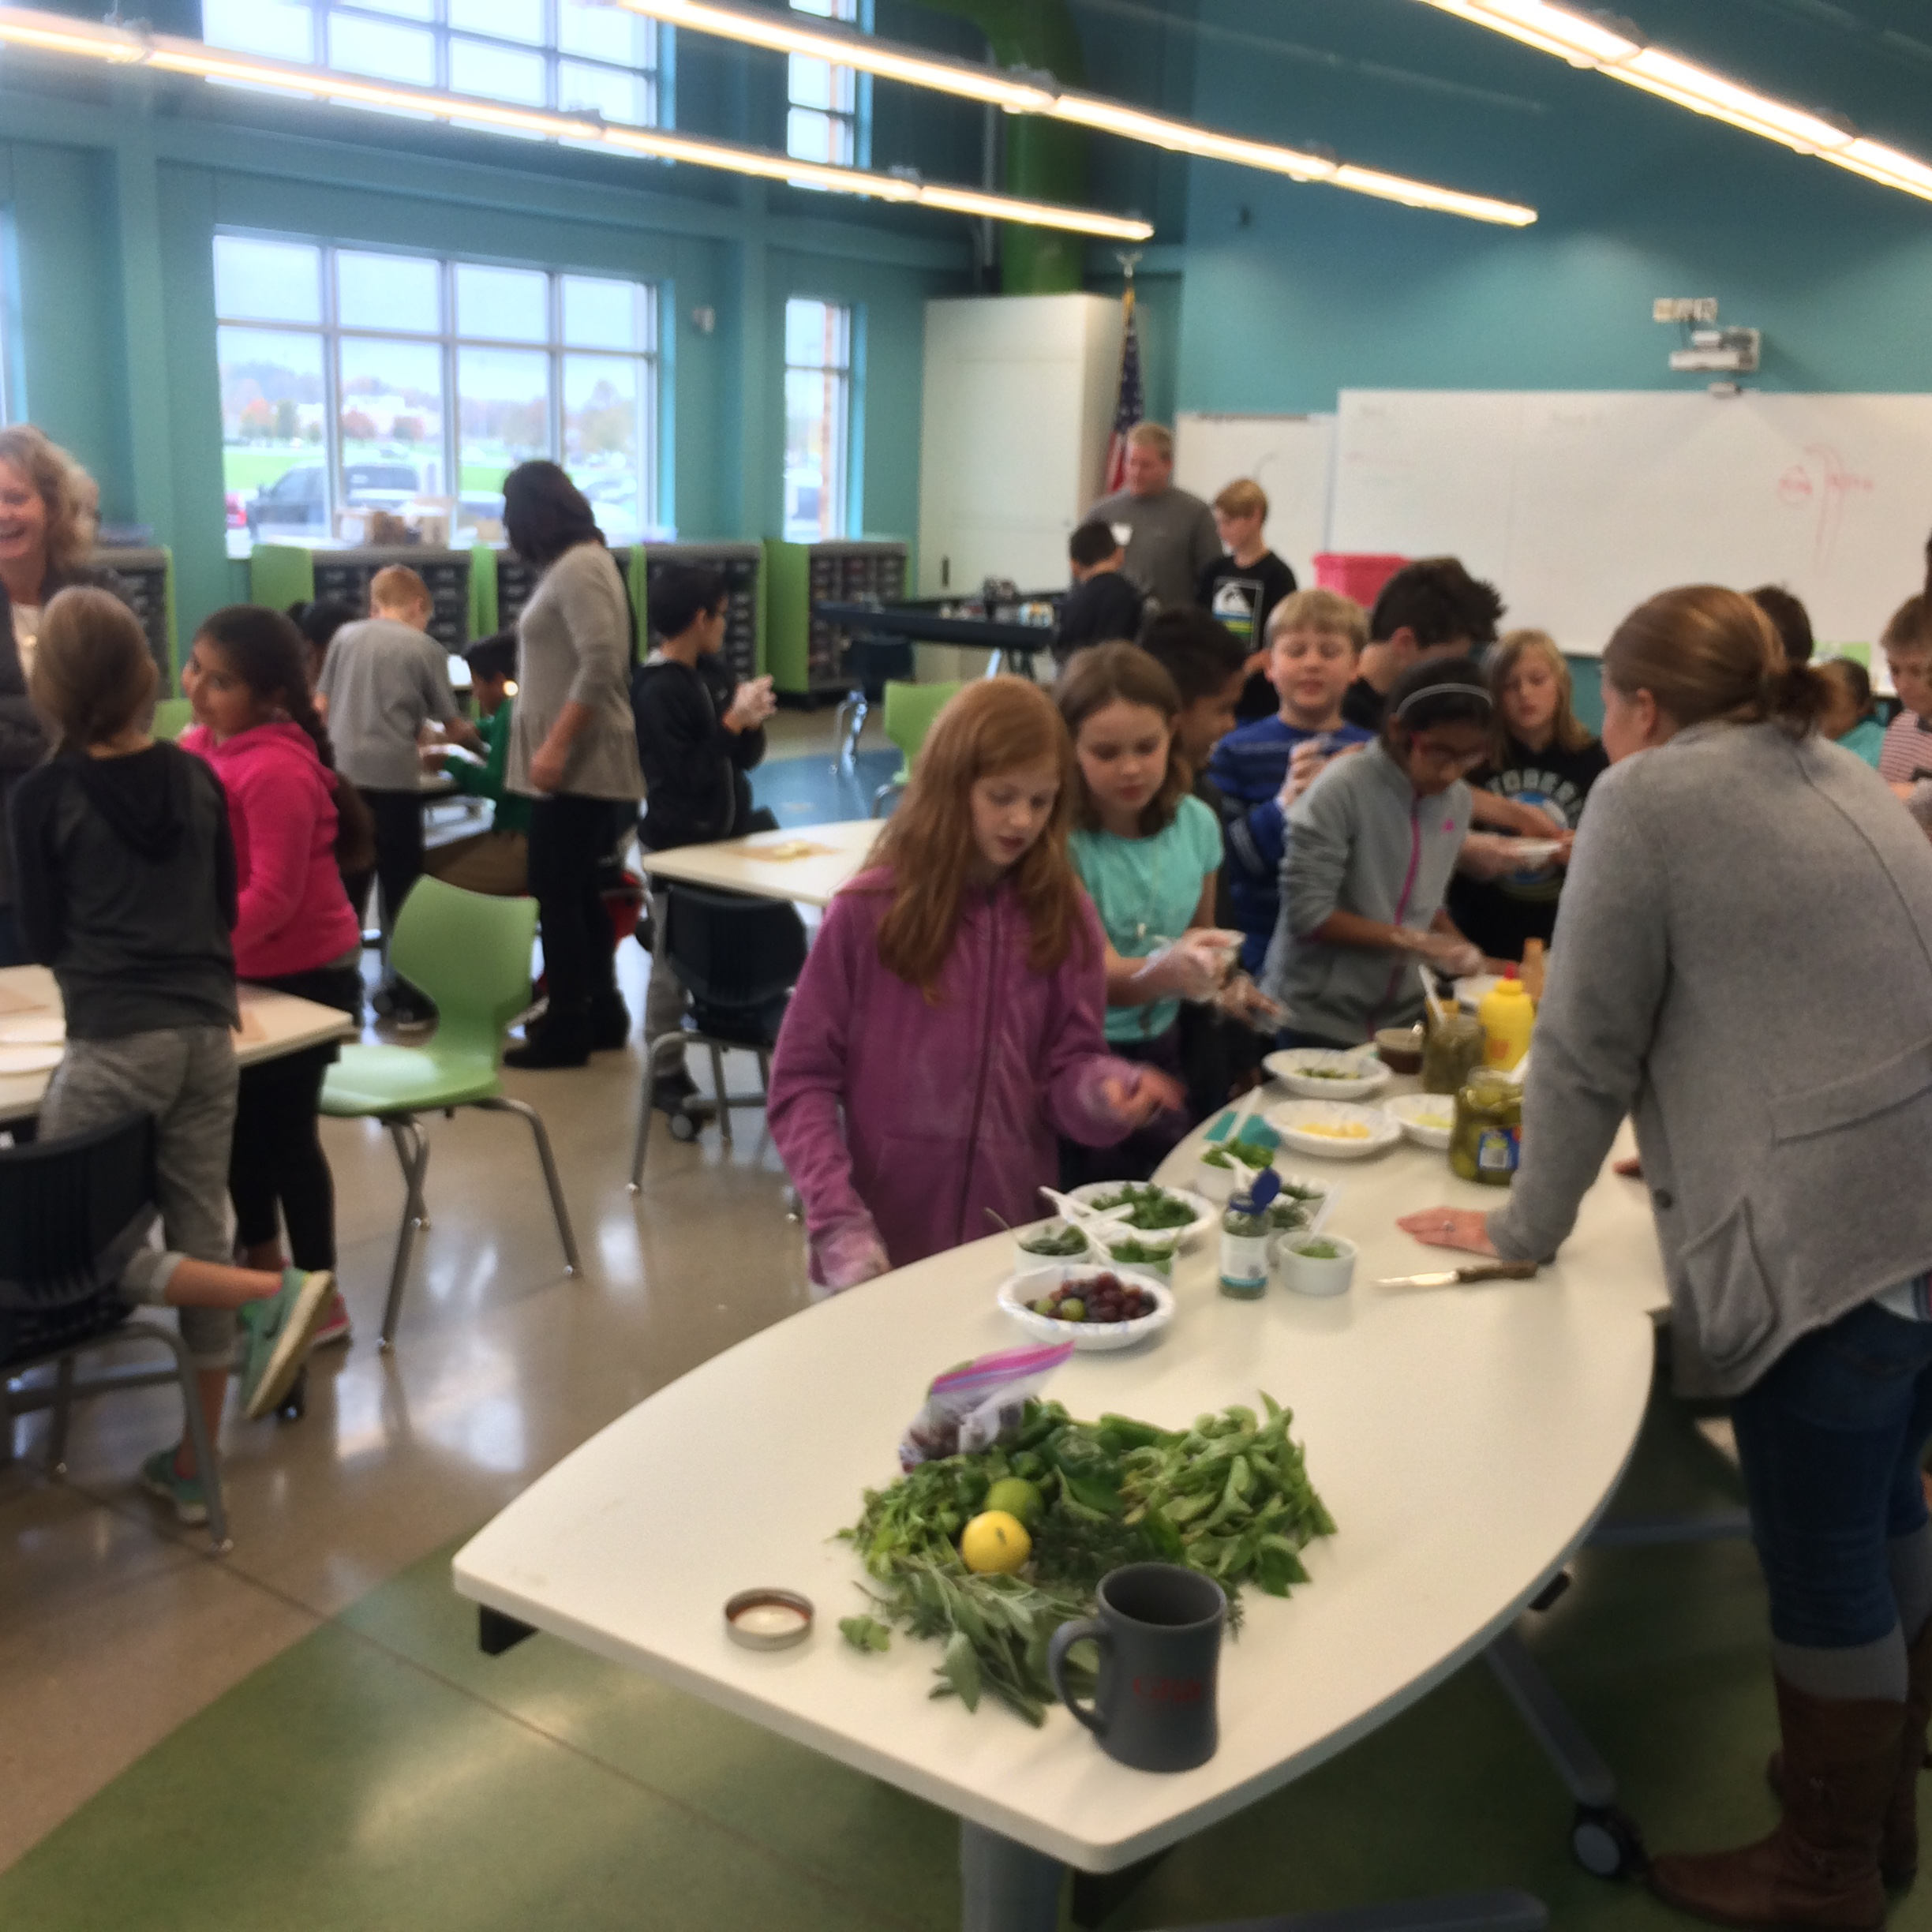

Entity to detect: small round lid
[724,1589,814,1651]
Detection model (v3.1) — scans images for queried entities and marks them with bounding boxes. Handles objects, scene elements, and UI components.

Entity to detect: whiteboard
[1174,412,1336,590]
[1329,390,1932,655]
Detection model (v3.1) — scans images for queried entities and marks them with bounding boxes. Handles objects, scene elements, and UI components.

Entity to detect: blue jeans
[1732,1297,1932,1650]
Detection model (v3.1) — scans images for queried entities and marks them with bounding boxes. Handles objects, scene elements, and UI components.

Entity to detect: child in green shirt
[421,633,530,896]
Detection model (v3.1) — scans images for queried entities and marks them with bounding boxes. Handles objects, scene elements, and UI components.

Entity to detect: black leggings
[230,1043,336,1270]
[362,787,425,975]
[527,792,620,1013]
[228,965,361,1271]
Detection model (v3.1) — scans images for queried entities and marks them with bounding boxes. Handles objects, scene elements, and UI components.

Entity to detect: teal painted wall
[1176,0,1932,410]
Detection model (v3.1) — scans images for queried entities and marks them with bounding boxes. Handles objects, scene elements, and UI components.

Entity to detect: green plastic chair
[320,877,580,1347]
[151,698,193,741]
[871,680,963,816]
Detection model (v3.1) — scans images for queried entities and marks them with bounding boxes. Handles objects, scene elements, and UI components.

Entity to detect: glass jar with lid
[1449,1073,1522,1186]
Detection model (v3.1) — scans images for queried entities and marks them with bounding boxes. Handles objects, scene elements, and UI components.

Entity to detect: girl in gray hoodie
[1262,659,1491,1047]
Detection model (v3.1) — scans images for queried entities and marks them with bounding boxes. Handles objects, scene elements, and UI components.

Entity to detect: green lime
[983,1477,1044,1529]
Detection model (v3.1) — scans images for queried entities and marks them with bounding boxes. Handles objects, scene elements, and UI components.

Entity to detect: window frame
[201,0,663,129]
[784,0,871,171]
[215,231,659,553]
[781,294,856,544]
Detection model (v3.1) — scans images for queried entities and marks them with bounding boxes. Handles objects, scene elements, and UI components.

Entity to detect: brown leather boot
[1769,1619,1932,1888]
[1653,1676,1900,1929]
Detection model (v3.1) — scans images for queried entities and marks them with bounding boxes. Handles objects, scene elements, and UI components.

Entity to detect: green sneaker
[140,1447,208,1526]
[238,1270,336,1421]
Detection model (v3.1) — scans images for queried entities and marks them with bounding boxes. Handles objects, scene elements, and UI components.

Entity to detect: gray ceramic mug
[1046,1563,1226,1772]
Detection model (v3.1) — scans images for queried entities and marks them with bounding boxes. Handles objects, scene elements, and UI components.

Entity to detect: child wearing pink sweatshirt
[182,606,370,1349]
[766,679,1182,1291]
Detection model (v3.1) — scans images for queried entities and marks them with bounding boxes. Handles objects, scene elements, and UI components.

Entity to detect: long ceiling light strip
[1414,0,1932,206]
[0,4,1151,237]
[608,0,1537,227]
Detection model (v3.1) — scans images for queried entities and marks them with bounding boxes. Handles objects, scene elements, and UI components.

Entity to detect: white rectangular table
[456,1103,1664,1930]
[0,967,357,1125]
[634,819,882,909]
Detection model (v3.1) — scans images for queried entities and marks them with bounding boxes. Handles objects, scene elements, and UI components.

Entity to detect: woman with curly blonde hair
[0,424,122,964]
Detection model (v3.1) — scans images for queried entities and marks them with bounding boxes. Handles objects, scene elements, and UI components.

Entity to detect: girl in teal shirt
[1057,643,1240,1182]
[1818,657,1886,768]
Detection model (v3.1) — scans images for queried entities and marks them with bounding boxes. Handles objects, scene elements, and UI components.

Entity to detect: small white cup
[1278,1233,1357,1298]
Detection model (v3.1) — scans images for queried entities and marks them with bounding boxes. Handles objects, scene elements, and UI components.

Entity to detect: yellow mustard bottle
[1478,967,1535,1073]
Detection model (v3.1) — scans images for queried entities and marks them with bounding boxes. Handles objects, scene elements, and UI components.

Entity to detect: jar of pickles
[1422,1010,1486,1095]
[1450,1073,1522,1185]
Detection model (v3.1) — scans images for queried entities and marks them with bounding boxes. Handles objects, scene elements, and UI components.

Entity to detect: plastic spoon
[1038,1186,1137,1228]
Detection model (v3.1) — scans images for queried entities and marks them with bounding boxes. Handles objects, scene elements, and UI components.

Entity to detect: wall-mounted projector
[1669,327,1762,374]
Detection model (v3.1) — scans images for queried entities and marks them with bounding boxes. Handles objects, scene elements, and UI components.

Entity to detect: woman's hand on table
[1395,1208,1500,1256]
[1103,1066,1186,1126]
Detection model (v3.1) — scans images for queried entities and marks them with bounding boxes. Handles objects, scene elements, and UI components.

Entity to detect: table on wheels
[455,1068,1667,1930]
[0,966,358,1126]
[633,818,882,909]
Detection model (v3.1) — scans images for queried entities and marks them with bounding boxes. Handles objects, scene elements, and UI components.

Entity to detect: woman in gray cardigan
[1402,586,1932,1930]
[500,462,643,1069]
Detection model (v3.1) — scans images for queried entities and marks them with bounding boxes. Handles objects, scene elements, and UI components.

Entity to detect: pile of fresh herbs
[837,1395,1335,1724]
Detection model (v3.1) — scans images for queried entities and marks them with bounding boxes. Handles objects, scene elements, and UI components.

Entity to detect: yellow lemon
[959,1510,1032,1575]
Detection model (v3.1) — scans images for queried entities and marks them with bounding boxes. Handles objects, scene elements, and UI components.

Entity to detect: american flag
[1101,283,1143,495]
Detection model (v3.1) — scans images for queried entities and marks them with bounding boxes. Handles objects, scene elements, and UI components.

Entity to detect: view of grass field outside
[217,234,657,558]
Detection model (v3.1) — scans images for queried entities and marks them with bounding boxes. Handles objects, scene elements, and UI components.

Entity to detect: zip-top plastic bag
[899,1342,1074,1471]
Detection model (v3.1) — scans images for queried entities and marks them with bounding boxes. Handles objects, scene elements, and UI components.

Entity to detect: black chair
[629,884,809,1188]
[0,1110,230,1551]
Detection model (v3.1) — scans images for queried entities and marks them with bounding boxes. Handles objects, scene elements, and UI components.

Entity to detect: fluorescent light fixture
[0,3,1149,237]
[609,0,1537,226]
[1414,0,1932,206]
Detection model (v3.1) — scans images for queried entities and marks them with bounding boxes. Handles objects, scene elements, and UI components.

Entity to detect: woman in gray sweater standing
[500,462,643,1069]
[1403,587,1932,1930]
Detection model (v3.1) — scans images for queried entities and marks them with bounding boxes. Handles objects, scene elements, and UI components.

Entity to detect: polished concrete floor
[0,712,1903,1929]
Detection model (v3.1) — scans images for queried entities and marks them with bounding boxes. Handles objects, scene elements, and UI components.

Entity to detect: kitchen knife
[1375,1261,1541,1288]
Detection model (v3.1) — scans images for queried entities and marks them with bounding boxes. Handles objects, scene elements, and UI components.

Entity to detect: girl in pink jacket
[767,678,1182,1290]
[183,607,370,1350]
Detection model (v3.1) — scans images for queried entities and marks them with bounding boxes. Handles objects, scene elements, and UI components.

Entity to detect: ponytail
[193,605,376,872]
[1881,533,1932,661]
[1604,585,1831,741]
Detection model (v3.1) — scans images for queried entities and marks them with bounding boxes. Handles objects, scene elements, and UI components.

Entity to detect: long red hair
[868,677,1088,998]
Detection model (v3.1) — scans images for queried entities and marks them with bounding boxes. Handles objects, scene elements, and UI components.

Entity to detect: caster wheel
[668,1109,699,1143]
[1572,1803,1646,1880]
[277,1364,308,1423]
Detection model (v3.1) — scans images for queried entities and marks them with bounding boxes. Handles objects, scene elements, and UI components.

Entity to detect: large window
[216,234,658,557]
[786,0,864,169]
[783,297,852,542]
[201,0,661,128]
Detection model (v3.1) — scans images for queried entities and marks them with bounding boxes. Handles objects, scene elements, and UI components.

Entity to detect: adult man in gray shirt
[1086,421,1221,614]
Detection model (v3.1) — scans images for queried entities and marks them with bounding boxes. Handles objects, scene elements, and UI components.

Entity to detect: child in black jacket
[631,564,777,1110]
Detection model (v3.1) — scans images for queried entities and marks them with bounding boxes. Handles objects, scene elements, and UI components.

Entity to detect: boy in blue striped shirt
[1207,589,1374,975]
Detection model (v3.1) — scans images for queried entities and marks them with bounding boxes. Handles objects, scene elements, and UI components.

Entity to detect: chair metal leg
[833,688,868,769]
[476,1097,581,1276]
[871,780,905,818]
[630,1033,685,1191]
[708,1042,732,1146]
[48,1354,77,1474]
[379,1115,430,1350]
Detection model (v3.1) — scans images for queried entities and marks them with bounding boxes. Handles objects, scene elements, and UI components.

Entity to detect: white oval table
[454,1076,1666,1930]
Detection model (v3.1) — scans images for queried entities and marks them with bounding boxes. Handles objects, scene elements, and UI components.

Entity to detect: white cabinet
[916,293,1124,601]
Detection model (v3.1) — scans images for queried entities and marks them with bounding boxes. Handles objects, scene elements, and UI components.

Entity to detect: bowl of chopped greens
[1264,1173,1339,1245]
[1013,1219,1095,1270]
[998,1265,1175,1350]
[1279,1234,1357,1298]
[1264,1047,1392,1101]
[1088,1222,1182,1280]
[1197,1136,1275,1197]
[1065,1181,1217,1247]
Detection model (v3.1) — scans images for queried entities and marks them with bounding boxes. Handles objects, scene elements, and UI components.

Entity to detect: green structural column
[900,0,1090,295]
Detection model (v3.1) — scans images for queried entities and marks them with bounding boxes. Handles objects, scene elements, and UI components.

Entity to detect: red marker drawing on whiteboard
[1777,444,1875,572]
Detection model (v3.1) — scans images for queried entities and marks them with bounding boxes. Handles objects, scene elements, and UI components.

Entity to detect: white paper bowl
[1265,1100,1402,1162]
[1277,1234,1357,1298]
[1011,1221,1095,1271]
[1264,1047,1391,1101]
[1085,1223,1182,1281]
[1065,1181,1216,1248]
[1384,1091,1458,1151]
[1195,1146,1273,1203]
[998,1265,1176,1351]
